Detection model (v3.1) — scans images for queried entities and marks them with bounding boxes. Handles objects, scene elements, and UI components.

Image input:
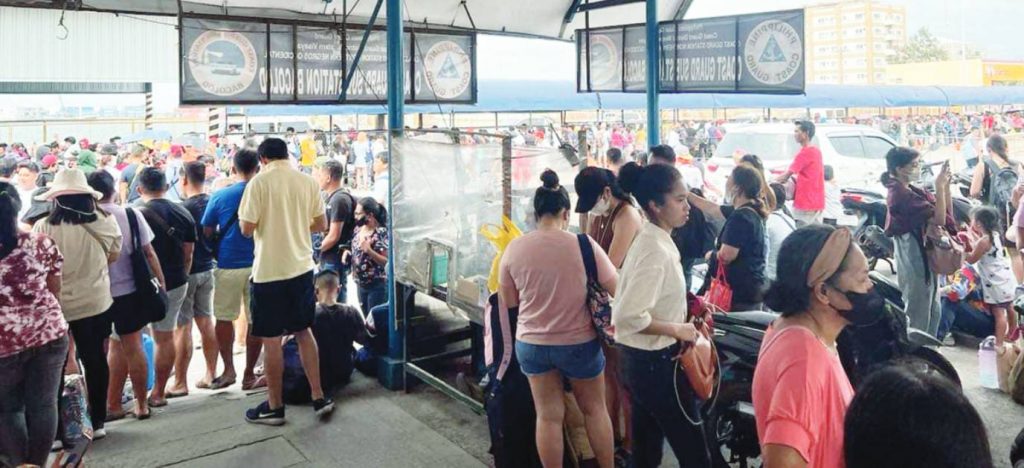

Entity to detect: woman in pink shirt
[753,224,879,468]
[499,170,618,467]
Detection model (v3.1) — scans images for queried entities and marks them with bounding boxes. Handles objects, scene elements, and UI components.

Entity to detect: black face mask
[354,216,368,227]
[834,287,887,327]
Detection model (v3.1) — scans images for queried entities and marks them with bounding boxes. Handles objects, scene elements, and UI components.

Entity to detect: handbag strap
[576,233,599,283]
[126,207,142,251]
[139,205,183,249]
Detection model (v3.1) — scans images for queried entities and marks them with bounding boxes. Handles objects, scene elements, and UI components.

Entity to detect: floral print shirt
[0,232,67,358]
[353,227,388,286]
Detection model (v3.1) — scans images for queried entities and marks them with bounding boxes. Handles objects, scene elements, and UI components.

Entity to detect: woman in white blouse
[613,162,710,467]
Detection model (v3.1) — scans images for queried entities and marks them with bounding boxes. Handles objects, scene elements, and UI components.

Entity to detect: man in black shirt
[137,167,197,407]
[168,161,220,396]
[315,159,355,302]
[649,145,715,289]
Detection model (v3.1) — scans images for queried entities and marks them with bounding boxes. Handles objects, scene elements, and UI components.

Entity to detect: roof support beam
[339,0,384,101]
[577,0,644,13]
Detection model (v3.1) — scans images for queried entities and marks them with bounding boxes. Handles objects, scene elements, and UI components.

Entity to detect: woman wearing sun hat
[31,168,122,439]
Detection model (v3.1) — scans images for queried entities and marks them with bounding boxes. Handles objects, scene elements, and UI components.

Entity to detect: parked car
[704,123,897,199]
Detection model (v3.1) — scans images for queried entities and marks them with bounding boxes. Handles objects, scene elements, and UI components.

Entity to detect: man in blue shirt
[200,148,262,390]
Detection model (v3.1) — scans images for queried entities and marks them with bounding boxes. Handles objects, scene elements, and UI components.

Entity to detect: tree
[888,28,949,64]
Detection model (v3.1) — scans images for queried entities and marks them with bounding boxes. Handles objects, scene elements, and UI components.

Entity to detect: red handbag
[704,261,733,312]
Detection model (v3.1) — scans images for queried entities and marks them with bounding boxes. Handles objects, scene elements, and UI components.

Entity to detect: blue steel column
[380,0,405,389]
[646,0,660,148]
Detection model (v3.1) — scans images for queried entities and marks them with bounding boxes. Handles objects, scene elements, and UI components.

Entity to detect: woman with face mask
[613,162,711,467]
[574,166,643,463]
[351,197,389,318]
[499,170,618,468]
[753,224,879,468]
[882,147,951,337]
[688,165,769,311]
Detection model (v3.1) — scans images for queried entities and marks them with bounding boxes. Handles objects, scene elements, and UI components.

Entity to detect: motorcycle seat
[715,310,778,329]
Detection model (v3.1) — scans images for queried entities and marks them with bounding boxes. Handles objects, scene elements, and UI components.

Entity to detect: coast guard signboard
[577,10,804,94]
[180,15,477,105]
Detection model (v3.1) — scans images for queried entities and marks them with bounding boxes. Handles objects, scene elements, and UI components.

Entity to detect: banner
[180,16,476,105]
[577,10,804,94]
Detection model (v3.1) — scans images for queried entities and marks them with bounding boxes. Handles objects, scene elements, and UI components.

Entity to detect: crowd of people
[1,113,1021,467]
[0,132,396,466]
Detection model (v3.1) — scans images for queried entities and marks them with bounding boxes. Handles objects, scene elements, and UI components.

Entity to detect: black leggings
[68,311,113,429]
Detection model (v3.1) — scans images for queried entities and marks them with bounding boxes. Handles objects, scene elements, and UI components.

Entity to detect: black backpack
[983,157,1020,224]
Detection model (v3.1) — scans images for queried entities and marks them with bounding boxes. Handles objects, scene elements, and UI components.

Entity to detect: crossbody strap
[126,207,142,251]
[576,233,599,283]
[139,206,183,249]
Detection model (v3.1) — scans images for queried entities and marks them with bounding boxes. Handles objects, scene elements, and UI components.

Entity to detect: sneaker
[245,401,285,426]
[93,427,107,440]
[942,334,956,347]
[51,440,63,452]
[312,397,335,418]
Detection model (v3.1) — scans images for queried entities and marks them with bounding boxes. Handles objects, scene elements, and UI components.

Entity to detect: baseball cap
[41,154,58,168]
[99,144,118,156]
[573,166,613,213]
[79,138,90,148]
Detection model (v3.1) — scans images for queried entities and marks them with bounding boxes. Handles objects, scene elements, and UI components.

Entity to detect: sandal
[195,380,213,389]
[165,389,189,399]
[135,409,151,420]
[147,397,168,408]
[241,375,267,391]
[105,410,128,423]
[210,376,236,390]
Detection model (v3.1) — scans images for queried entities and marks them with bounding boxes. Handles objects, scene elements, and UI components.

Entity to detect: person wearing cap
[752,224,874,468]
[38,154,58,188]
[98,143,121,182]
[573,165,642,460]
[31,169,122,439]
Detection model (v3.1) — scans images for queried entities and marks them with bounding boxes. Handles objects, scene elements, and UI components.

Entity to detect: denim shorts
[515,338,605,380]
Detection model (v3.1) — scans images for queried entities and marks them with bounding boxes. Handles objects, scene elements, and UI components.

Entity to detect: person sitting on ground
[283,270,368,404]
[844,365,993,468]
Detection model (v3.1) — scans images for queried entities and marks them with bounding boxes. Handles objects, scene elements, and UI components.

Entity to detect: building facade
[804,1,907,84]
[887,59,1024,86]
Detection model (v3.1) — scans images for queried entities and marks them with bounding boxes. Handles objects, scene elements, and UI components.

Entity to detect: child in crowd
[822,165,843,226]
[963,206,1019,345]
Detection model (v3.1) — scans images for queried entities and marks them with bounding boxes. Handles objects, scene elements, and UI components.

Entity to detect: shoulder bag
[576,234,615,345]
[127,208,168,322]
[674,293,721,424]
[925,223,964,276]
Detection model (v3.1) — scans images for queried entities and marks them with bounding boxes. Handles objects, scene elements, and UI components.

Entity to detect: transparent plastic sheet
[392,135,506,320]
[509,145,582,233]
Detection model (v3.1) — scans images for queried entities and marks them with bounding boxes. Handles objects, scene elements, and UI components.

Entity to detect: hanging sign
[577,10,804,94]
[180,16,477,105]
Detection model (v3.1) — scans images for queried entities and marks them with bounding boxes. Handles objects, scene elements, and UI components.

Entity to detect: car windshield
[713,133,801,160]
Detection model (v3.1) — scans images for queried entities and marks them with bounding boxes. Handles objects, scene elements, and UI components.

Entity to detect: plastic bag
[480,216,523,293]
[704,262,733,312]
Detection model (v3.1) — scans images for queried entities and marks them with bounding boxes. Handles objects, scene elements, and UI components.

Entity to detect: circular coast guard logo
[423,40,472,100]
[587,33,620,89]
[744,20,803,86]
[188,30,259,97]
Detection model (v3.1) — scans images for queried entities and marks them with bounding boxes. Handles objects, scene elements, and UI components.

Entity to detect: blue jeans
[0,336,70,467]
[357,281,387,318]
[620,343,711,468]
[320,262,350,304]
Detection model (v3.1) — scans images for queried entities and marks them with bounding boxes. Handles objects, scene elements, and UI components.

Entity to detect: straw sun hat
[35,169,102,201]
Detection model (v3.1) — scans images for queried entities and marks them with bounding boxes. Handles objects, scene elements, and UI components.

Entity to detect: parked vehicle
[705,123,898,197]
[693,267,960,468]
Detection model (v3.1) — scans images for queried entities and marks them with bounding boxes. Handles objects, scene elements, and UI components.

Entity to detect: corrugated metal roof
[0,6,177,82]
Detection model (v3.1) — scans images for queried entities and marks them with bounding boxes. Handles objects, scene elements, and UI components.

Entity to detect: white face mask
[590,196,612,217]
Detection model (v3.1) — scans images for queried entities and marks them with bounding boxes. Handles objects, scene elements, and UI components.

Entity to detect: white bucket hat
[36,169,102,201]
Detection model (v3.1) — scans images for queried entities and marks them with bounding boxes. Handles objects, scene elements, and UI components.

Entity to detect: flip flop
[165,389,189,399]
[195,380,213,389]
[147,397,168,408]
[210,376,236,390]
[241,375,267,391]
[105,410,128,422]
[135,409,151,420]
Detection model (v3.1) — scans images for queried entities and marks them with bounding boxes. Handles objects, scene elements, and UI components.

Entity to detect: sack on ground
[1000,342,1021,394]
[1009,341,1024,404]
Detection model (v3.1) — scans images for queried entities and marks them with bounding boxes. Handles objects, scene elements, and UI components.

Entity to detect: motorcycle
[698,269,960,468]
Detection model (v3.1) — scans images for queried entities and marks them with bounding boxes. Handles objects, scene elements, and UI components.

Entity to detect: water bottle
[979,336,1000,390]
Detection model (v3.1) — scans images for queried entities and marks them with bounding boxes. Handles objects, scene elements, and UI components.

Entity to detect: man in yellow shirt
[299,129,318,174]
[238,138,333,424]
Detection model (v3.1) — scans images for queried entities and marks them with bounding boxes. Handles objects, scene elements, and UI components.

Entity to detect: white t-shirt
[823,182,843,221]
[765,211,797,281]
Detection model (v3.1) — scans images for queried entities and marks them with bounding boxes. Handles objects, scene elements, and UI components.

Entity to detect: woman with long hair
[753,224,879,467]
[688,165,770,311]
[883,147,951,337]
[970,134,1024,283]
[613,162,710,467]
[0,187,70,466]
[352,197,389,317]
[31,169,122,438]
[499,170,618,467]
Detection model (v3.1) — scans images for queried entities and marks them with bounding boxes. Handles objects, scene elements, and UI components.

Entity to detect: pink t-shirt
[499,230,615,346]
[752,326,854,468]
